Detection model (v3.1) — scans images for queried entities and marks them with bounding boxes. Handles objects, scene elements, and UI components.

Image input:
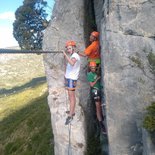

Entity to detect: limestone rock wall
[95,0,155,154]
[43,0,89,154]
[43,0,155,154]
[142,128,155,155]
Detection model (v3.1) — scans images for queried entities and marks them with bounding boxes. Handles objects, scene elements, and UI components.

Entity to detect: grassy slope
[0,54,54,155]
[0,54,45,89]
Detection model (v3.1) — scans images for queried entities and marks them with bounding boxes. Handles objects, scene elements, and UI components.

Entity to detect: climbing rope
[64,88,72,155]
[0,48,63,54]
[68,123,72,155]
[65,89,72,155]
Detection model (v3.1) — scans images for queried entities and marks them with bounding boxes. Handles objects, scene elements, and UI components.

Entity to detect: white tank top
[65,53,80,80]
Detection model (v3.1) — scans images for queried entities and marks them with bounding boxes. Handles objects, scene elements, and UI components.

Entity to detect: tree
[13,0,49,50]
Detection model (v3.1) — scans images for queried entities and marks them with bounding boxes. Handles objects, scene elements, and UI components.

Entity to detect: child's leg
[96,101,107,134]
[65,79,77,125]
[68,90,76,116]
[95,101,102,121]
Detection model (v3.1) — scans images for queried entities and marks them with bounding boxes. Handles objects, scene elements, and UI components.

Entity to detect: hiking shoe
[101,125,107,135]
[66,111,75,116]
[65,116,73,125]
[99,121,107,135]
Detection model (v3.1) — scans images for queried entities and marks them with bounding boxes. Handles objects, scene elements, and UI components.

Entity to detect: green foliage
[147,52,155,75]
[143,102,155,132]
[143,102,155,144]
[13,0,49,50]
[143,115,155,131]
[129,56,144,69]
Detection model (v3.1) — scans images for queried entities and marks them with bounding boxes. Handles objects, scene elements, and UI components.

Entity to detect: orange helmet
[91,31,99,38]
[65,41,76,47]
[89,61,97,67]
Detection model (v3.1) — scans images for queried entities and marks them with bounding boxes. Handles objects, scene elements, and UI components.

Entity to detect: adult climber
[79,31,100,66]
[63,41,81,125]
[87,61,106,134]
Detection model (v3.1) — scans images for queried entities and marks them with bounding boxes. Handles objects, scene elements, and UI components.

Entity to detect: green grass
[0,84,54,155]
[0,54,54,155]
[0,54,45,89]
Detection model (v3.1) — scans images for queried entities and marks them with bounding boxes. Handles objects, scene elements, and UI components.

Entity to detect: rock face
[96,0,155,154]
[43,0,155,154]
[142,128,155,155]
[43,0,89,155]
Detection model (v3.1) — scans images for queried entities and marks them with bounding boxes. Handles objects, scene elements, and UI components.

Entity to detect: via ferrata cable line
[0,48,63,54]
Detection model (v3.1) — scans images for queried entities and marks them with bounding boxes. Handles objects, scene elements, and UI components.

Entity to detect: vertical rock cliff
[43,0,88,155]
[96,0,155,154]
[43,0,155,154]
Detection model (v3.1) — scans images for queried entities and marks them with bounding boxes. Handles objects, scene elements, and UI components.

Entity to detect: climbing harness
[0,48,63,54]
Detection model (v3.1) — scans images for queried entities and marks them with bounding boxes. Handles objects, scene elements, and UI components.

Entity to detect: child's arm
[63,51,77,66]
[78,51,86,57]
[89,76,100,87]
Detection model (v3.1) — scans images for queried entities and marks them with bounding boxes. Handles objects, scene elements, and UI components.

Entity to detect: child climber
[63,41,81,125]
[78,31,100,65]
[78,31,101,73]
[87,61,106,134]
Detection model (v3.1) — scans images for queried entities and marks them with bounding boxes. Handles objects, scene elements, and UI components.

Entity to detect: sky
[0,0,54,48]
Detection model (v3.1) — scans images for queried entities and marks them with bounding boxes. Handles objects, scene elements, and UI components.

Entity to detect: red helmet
[65,41,76,47]
[89,61,97,67]
[91,31,99,38]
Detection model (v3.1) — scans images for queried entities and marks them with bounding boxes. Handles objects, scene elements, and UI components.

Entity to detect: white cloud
[0,26,18,48]
[0,12,15,21]
[0,11,18,48]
